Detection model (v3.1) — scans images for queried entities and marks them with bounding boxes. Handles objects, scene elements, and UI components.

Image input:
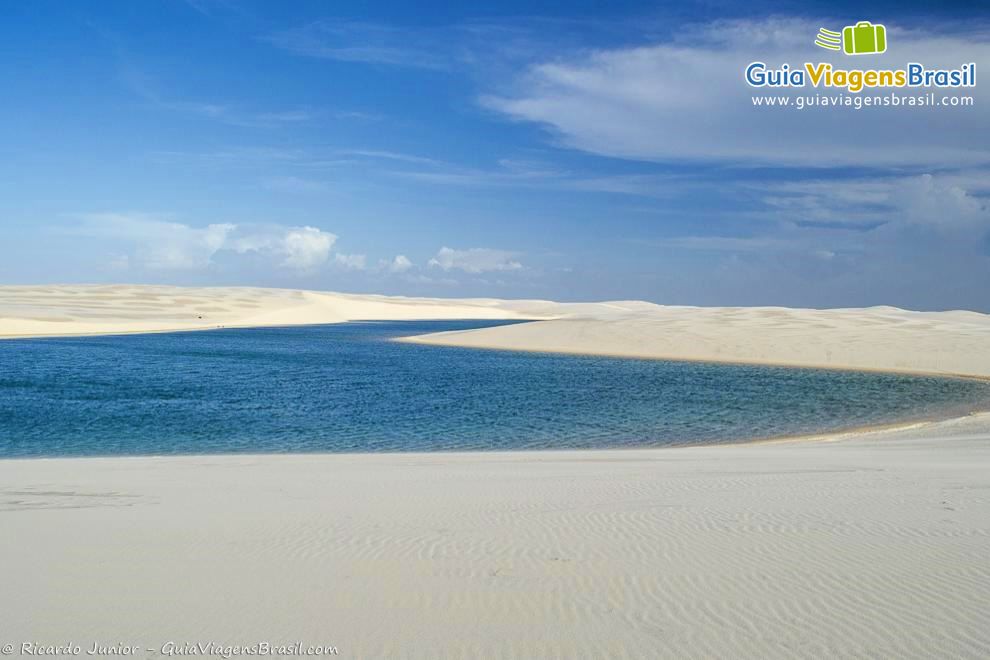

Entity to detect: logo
[816,21,887,55]
[745,20,976,94]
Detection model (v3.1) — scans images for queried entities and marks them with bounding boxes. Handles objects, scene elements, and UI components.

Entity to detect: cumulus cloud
[428,246,523,273]
[895,174,989,231]
[68,217,534,282]
[72,214,339,274]
[386,254,413,273]
[73,213,236,270]
[280,226,337,270]
[484,18,990,167]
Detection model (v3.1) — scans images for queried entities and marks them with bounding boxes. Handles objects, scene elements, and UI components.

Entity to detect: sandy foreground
[0,414,988,658]
[2,284,990,378]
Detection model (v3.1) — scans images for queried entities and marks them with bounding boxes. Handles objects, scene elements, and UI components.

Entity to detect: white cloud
[72,214,340,274]
[428,246,523,273]
[228,224,338,273]
[74,213,236,270]
[280,226,337,271]
[896,173,989,230]
[333,252,367,270]
[754,172,990,232]
[387,254,413,272]
[485,18,990,167]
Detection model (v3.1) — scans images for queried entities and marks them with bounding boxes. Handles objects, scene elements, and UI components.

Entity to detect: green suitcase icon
[843,21,886,55]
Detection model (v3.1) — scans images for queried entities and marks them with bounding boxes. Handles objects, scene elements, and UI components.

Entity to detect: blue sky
[1,1,988,310]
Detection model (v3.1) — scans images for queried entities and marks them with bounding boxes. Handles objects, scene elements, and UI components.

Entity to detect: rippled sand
[2,414,989,658]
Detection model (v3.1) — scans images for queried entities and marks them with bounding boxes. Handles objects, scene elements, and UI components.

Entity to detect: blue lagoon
[1,320,987,457]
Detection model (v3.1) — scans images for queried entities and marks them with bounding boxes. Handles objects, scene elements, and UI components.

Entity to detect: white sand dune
[3,284,990,379]
[404,305,990,379]
[2,414,989,658]
[0,284,541,338]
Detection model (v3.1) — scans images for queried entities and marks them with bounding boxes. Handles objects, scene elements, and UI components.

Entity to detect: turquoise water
[0,320,987,457]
